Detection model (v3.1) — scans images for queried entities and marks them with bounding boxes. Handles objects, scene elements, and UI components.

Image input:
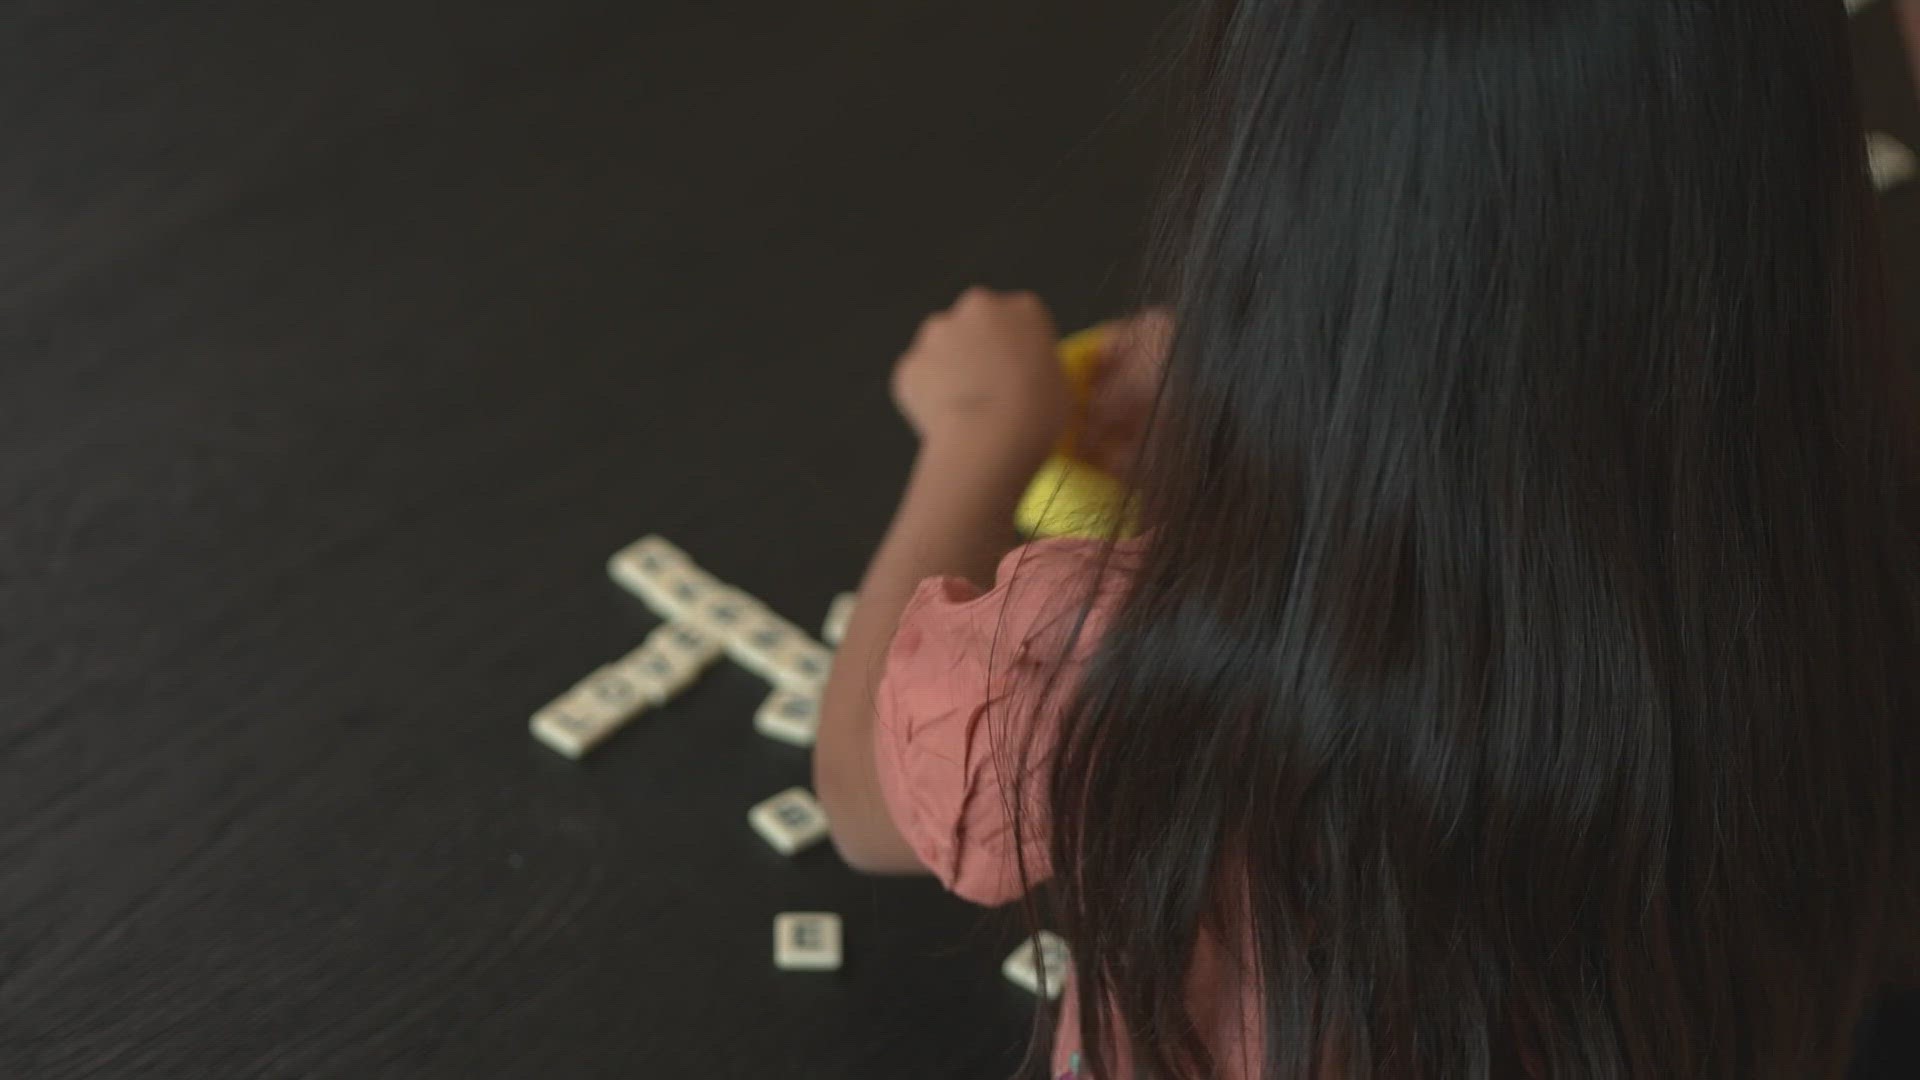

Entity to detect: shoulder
[871,535,1142,905]
[890,534,1141,671]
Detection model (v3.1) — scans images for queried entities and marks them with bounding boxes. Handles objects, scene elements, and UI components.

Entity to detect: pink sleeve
[872,537,1137,907]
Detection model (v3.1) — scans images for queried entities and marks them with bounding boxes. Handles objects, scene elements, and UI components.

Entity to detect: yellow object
[1015,325,1142,540]
[1056,324,1108,434]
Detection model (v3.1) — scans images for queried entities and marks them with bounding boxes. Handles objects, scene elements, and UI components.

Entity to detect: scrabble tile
[770,639,834,695]
[561,665,652,723]
[1002,931,1072,1000]
[608,562,679,618]
[607,535,691,591]
[727,611,801,676]
[611,554,720,622]
[662,566,720,610]
[529,667,650,760]
[1868,132,1917,193]
[645,620,724,669]
[734,608,801,655]
[748,787,830,856]
[689,586,765,639]
[529,702,628,759]
[773,912,842,971]
[729,612,832,695]
[613,642,705,705]
[754,689,819,747]
[821,591,857,646]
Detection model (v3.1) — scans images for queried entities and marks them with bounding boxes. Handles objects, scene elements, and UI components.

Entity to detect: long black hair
[1007,1,1919,1076]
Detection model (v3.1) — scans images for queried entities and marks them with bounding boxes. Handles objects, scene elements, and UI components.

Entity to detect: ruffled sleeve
[872,536,1137,906]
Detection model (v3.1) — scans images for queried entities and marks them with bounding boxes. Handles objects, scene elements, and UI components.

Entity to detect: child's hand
[1079,305,1172,481]
[892,287,1067,462]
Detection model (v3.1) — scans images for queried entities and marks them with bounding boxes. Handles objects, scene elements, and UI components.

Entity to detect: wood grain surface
[2,3,1914,1078]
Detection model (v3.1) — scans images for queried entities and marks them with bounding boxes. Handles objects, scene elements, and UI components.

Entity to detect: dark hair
[1007,1,1918,1076]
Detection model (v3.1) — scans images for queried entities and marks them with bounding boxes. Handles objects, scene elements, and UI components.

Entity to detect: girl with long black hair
[815,1,1917,1076]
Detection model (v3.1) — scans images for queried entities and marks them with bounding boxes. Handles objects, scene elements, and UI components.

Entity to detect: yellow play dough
[1015,325,1142,540]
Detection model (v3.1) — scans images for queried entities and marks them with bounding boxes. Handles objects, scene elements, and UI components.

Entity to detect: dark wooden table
[3,3,1914,1077]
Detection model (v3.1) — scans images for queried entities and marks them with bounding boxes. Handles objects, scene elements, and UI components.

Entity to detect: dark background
[2,3,1915,1077]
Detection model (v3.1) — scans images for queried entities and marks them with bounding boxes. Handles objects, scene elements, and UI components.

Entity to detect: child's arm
[813,442,1038,872]
[813,287,1067,874]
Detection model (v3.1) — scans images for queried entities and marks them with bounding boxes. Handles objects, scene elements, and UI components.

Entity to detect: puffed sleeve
[872,536,1137,907]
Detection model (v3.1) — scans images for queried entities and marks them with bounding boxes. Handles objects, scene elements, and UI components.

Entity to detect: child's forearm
[812,440,1038,873]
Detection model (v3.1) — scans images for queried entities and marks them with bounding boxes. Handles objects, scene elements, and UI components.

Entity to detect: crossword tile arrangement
[528,534,1073,988]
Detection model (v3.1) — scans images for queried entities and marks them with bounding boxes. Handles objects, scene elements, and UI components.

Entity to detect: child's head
[1029,1,1912,1076]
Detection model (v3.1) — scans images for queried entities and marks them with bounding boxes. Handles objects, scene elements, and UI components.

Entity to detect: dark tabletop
[3,3,1916,1078]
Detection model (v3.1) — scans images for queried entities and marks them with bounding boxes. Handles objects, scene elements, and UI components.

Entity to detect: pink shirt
[875,537,1270,1079]
[873,538,1543,1080]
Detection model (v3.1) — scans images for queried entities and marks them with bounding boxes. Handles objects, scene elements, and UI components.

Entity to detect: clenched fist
[892,287,1068,463]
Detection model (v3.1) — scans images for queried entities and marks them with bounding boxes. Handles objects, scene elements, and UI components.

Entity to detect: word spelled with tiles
[749,787,831,856]
[774,912,843,971]
[534,535,849,762]
[609,536,837,698]
[1003,931,1073,1001]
